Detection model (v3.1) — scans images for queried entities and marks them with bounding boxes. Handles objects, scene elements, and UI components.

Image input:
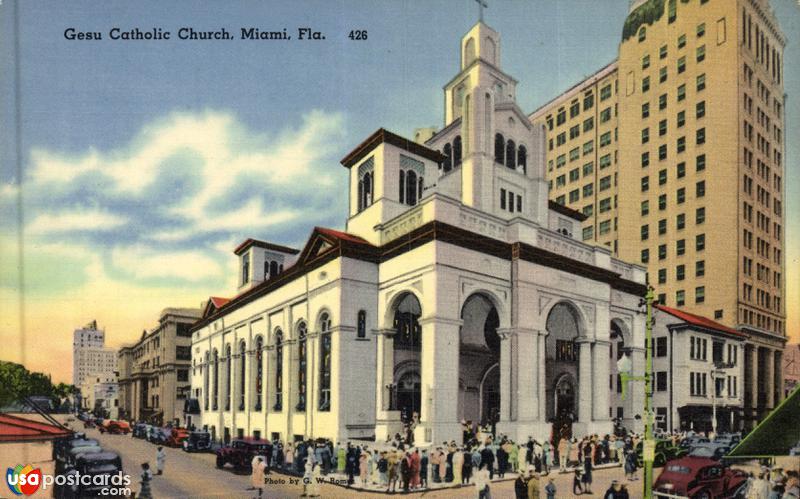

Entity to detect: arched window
[495,133,505,164]
[364,171,373,207]
[238,340,246,410]
[358,177,364,212]
[274,330,283,411]
[269,261,279,279]
[319,313,332,411]
[453,136,463,167]
[212,349,219,410]
[406,170,418,206]
[357,310,367,339]
[203,351,210,411]
[296,323,307,411]
[399,170,405,204]
[443,144,453,173]
[393,294,422,350]
[418,176,424,202]
[638,26,647,42]
[254,336,263,411]
[518,145,527,173]
[505,139,516,169]
[225,344,232,411]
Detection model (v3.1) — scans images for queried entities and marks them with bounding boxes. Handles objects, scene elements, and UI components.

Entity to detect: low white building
[190,20,648,446]
[647,305,747,433]
[82,372,119,419]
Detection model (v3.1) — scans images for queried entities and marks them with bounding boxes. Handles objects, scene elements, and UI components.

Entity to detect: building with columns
[190,20,648,446]
[530,0,788,429]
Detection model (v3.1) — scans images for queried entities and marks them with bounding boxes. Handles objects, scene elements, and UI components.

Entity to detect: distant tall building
[532,0,787,426]
[72,321,116,389]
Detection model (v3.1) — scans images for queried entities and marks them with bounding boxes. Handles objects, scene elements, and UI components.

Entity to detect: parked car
[215,438,272,471]
[654,456,748,498]
[182,430,213,452]
[165,428,191,447]
[680,435,710,449]
[98,420,131,435]
[181,430,212,452]
[56,438,101,463]
[60,451,123,498]
[132,423,149,439]
[713,433,741,448]
[147,426,171,444]
[636,439,688,467]
[689,442,731,462]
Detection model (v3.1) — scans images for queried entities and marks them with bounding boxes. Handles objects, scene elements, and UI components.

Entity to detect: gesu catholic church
[190,20,648,446]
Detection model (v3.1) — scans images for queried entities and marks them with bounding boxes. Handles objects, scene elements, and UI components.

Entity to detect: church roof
[192,221,647,331]
[655,305,748,339]
[233,238,300,256]
[340,128,446,168]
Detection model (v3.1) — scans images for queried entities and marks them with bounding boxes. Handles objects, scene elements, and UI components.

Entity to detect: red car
[98,420,131,435]
[215,438,272,471]
[654,457,748,498]
[165,428,191,447]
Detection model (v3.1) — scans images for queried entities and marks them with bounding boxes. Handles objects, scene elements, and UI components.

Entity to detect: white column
[538,332,547,423]
[515,329,538,422]
[593,340,611,422]
[418,317,461,444]
[499,328,514,423]
[764,347,774,410]
[577,339,593,424]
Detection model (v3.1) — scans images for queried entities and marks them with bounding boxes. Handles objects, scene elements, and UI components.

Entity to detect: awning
[0,413,72,442]
[728,385,800,457]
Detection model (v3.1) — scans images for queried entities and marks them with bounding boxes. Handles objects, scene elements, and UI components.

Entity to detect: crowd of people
[743,465,800,499]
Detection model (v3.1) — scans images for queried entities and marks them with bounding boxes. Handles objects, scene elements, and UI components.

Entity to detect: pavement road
[76,423,646,498]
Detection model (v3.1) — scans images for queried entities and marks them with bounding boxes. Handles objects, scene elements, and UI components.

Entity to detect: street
[75,423,647,499]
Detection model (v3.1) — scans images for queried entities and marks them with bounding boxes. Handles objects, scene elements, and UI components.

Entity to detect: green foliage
[622,0,667,41]
[0,361,76,408]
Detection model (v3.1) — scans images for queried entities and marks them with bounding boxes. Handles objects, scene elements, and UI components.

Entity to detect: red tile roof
[315,227,371,245]
[209,296,230,308]
[656,305,748,339]
[0,413,72,442]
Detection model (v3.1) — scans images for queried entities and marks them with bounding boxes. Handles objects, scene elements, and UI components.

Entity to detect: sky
[0,0,798,384]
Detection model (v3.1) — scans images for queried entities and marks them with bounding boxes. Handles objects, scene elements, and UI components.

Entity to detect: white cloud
[111,246,224,282]
[26,210,127,235]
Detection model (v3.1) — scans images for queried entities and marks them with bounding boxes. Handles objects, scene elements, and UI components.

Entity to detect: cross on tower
[474,0,488,22]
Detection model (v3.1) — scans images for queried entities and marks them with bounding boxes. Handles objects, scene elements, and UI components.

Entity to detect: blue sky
[1,0,798,382]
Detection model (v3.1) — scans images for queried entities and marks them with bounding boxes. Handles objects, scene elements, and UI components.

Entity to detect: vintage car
[182,430,213,452]
[60,451,124,498]
[56,438,101,463]
[636,438,688,467]
[215,438,272,471]
[689,442,732,462]
[165,427,191,447]
[98,420,131,435]
[680,435,711,449]
[147,426,171,444]
[132,423,150,439]
[654,456,748,498]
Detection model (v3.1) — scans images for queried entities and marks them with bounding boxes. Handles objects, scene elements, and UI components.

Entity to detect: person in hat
[527,469,541,499]
[544,474,556,499]
[251,455,266,498]
[604,479,624,499]
[514,469,528,499]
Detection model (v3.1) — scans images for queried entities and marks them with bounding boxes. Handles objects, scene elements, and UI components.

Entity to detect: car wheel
[693,490,711,499]
[216,456,224,469]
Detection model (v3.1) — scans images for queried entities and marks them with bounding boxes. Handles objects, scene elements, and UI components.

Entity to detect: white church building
[189,21,648,446]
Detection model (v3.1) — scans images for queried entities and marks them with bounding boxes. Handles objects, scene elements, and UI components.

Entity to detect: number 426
[348,30,367,40]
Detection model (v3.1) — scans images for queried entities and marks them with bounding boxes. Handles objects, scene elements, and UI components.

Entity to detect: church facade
[189,21,648,446]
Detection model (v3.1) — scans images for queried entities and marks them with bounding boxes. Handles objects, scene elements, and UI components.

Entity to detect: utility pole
[617,285,655,499]
[643,285,655,499]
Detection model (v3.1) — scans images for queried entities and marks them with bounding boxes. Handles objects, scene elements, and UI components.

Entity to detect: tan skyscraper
[532,0,786,426]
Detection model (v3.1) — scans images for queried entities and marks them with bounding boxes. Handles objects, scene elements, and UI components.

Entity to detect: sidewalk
[267,460,623,494]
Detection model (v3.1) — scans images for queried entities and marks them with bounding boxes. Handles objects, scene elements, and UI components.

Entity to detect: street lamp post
[618,285,656,499]
[710,366,727,436]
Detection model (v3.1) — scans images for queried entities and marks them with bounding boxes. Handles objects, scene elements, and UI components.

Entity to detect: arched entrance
[391,293,422,423]
[459,294,500,428]
[545,302,582,439]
